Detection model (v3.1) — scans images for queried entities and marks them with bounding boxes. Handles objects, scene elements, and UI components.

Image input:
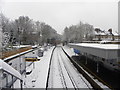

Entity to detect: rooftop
[70,43,120,50]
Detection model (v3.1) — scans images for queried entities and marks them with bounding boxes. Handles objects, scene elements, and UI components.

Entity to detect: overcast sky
[0,0,119,34]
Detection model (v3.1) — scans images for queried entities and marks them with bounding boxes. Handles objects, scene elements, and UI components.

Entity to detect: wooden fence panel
[0,46,32,59]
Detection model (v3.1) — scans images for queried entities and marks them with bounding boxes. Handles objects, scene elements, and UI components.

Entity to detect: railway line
[72,55,120,89]
[46,46,105,89]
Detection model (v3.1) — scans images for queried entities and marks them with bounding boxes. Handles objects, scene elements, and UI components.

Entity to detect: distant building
[93,28,120,41]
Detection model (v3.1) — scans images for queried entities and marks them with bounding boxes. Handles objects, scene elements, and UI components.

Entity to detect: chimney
[108,28,112,34]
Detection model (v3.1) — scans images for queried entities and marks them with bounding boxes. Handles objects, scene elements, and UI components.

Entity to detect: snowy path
[48,46,92,88]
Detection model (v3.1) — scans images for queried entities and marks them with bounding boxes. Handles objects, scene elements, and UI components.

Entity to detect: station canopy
[69,43,120,59]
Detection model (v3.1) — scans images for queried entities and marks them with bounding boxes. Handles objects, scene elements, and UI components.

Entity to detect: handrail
[0,60,22,80]
[0,59,23,89]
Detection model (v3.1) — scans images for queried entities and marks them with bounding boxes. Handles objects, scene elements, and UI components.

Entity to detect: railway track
[46,46,105,89]
[72,55,119,89]
[59,48,92,89]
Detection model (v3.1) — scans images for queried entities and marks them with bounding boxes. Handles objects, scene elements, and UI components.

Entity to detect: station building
[68,42,120,71]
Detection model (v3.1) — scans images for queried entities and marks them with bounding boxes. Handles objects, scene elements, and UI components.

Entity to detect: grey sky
[1,0,118,34]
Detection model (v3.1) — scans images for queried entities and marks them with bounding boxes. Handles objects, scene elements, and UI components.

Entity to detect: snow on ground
[59,47,91,88]
[62,45,76,57]
[22,46,54,88]
[48,46,92,88]
[22,45,92,88]
[59,47,92,88]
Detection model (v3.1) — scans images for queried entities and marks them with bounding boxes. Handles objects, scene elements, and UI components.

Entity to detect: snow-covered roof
[68,43,120,59]
[94,32,107,36]
[112,32,119,36]
[0,59,22,80]
[70,43,119,50]
[94,30,119,36]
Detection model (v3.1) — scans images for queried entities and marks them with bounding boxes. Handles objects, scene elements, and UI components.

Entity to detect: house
[93,28,120,41]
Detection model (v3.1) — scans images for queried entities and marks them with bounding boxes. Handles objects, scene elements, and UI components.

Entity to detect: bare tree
[15,16,34,45]
[63,21,94,43]
[0,14,61,46]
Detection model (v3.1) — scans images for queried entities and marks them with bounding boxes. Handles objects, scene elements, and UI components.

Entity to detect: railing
[0,60,23,89]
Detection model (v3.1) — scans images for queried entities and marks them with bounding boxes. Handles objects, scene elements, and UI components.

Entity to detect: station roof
[68,43,120,59]
[70,43,119,50]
